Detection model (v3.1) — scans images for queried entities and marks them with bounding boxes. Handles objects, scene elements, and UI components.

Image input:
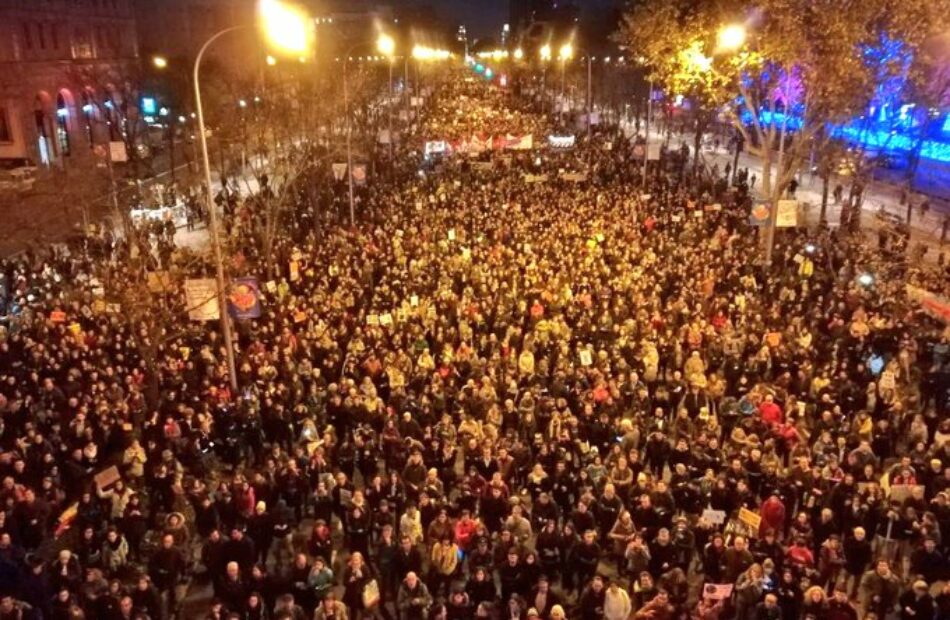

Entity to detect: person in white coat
[603,579,632,620]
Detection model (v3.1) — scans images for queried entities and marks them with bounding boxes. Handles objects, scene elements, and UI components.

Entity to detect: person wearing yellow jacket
[428,535,459,598]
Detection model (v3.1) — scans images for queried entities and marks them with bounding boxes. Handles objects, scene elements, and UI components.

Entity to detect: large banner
[184,278,219,321]
[906,284,950,323]
[549,135,576,148]
[438,133,535,154]
[425,141,448,155]
[228,277,262,319]
[504,134,533,150]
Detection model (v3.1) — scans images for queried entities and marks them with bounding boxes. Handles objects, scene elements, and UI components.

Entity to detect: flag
[749,201,771,227]
[227,277,262,319]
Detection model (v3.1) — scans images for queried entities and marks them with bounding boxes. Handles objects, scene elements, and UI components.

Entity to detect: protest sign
[184,279,219,321]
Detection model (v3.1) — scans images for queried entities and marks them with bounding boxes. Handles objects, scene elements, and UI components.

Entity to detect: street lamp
[539,44,552,61]
[557,43,573,120]
[513,48,524,60]
[152,55,168,69]
[193,0,313,391]
[717,24,747,52]
[377,33,396,172]
[258,0,313,55]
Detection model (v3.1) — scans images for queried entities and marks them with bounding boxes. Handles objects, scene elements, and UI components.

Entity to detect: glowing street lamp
[152,55,168,69]
[558,43,573,61]
[191,0,315,392]
[514,48,524,60]
[377,33,395,56]
[540,44,552,61]
[258,0,313,55]
[717,24,747,51]
[266,54,277,66]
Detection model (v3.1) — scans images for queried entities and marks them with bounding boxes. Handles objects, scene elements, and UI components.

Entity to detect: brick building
[0,0,140,170]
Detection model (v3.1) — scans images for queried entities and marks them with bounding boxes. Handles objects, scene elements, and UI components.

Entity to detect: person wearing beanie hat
[549,604,566,620]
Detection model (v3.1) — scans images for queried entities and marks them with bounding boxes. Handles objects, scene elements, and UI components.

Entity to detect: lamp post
[191,0,312,391]
[643,78,652,189]
[557,44,593,152]
[377,33,396,173]
[193,27,244,392]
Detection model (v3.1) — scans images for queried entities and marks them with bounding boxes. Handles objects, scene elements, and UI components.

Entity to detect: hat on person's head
[914,580,929,591]
[526,609,540,618]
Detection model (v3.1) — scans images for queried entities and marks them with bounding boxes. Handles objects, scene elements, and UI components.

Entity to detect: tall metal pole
[642,79,652,189]
[388,59,394,169]
[344,58,355,226]
[586,56,592,146]
[194,27,241,392]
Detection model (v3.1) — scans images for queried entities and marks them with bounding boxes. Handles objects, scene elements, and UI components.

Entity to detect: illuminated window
[56,93,71,156]
[0,107,12,143]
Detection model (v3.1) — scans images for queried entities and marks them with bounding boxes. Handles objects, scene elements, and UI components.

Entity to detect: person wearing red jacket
[454,510,479,552]
[786,537,815,574]
[759,494,787,539]
[758,394,784,426]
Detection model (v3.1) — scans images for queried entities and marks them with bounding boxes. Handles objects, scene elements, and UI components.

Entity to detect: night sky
[396,0,619,39]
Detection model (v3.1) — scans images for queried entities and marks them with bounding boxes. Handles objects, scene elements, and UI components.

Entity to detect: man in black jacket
[149,534,185,619]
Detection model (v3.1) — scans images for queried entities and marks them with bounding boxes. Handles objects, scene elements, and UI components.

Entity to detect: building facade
[0,0,140,169]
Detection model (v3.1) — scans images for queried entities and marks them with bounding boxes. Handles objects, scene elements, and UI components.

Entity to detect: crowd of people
[0,69,948,620]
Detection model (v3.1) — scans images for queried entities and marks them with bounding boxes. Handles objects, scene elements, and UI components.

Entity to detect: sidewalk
[625,123,950,259]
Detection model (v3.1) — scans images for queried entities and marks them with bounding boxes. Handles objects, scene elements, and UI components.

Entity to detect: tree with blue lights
[618,0,949,254]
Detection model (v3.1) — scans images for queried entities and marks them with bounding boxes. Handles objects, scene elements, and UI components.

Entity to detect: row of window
[20,20,124,59]
[34,0,123,13]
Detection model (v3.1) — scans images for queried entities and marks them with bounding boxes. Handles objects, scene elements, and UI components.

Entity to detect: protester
[0,66,947,620]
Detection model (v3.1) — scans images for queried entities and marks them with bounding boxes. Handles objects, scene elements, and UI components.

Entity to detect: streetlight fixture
[539,44,552,61]
[377,33,395,56]
[193,0,313,391]
[514,48,524,60]
[258,0,313,55]
[152,55,168,69]
[266,54,277,66]
[717,24,747,52]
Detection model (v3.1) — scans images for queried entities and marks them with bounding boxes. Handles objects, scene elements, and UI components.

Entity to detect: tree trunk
[820,174,830,223]
[692,117,703,178]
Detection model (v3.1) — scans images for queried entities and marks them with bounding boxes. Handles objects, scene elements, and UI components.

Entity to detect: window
[37,23,46,50]
[0,107,12,143]
[56,93,70,156]
[22,22,32,50]
[51,24,59,50]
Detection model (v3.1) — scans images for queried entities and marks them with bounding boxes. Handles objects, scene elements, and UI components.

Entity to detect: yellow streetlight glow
[377,33,395,56]
[540,44,552,60]
[514,48,524,60]
[266,54,277,66]
[558,43,573,61]
[152,56,168,69]
[258,0,313,56]
[717,24,746,51]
